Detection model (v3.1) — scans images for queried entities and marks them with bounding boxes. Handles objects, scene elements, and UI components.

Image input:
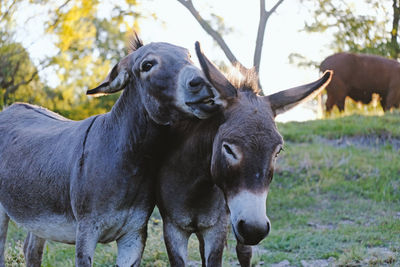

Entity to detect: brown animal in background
[320,52,400,111]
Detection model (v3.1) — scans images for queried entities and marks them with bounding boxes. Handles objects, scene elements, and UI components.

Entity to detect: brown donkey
[156,42,332,267]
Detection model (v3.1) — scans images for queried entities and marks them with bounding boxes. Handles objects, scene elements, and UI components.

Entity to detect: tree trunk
[391,0,400,59]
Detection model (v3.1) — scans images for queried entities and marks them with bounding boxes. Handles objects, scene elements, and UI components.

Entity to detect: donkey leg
[116,226,147,267]
[75,222,100,267]
[200,224,228,267]
[163,220,190,267]
[0,208,9,267]
[236,243,252,267]
[195,233,206,267]
[23,232,46,267]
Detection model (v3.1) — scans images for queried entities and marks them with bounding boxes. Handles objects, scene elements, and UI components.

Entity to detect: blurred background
[0,0,397,121]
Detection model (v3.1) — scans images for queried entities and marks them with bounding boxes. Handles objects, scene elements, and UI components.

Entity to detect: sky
[13,0,384,122]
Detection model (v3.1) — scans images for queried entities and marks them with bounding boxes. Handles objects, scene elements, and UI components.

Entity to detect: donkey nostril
[266,221,271,235]
[237,220,245,235]
[189,77,204,88]
[236,219,270,246]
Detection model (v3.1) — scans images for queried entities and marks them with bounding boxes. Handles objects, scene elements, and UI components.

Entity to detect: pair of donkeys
[0,35,332,267]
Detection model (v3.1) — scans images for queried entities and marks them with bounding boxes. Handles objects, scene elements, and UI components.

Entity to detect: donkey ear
[87,57,130,96]
[264,70,333,117]
[195,41,237,99]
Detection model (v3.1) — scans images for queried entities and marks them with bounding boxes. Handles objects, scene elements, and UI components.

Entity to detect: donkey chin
[227,190,271,246]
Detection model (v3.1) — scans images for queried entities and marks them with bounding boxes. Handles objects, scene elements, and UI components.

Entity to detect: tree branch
[268,0,285,17]
[177,0,248,75]
[178,0,284,93]
[3,69,39,106]
[253,0,267,74]
[10,70,38,91]
[0,0,18,23]
[47,0,72,31]
[253,0,285,73]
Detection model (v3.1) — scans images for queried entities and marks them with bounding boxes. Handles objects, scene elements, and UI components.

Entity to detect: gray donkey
[156,42,332,266]
[0,36,224,267]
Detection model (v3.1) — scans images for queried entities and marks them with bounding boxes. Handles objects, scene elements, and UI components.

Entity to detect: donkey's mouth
[185,96,220,114]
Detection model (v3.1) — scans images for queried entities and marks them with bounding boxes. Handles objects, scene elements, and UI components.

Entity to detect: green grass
[278,111,400,142]
[4,112,400,266]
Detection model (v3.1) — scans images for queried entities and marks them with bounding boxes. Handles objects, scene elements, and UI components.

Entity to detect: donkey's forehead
[228,93,275,127]
[223,115,281,143]
[136,42,190,59]
[221,94,282,144]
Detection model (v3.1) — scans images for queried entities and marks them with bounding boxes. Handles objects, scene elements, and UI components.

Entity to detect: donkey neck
[157,116,224,210]
[104,84,164,155]
[169,115,223,180]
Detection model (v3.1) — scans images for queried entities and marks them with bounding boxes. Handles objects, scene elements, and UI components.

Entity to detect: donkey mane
[128,32,144,53]
[227,66,261,95]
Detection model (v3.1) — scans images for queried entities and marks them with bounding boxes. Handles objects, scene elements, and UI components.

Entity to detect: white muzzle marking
[228,190,269,228]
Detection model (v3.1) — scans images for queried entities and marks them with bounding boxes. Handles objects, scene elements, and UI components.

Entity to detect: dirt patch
[307,221,335,230]
[316,136,400,150]
[363,247,396,265]
[301,257,335,267]
[269,259,296,267]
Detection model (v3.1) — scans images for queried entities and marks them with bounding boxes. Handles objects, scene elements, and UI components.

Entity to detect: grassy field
[4,112,400,266]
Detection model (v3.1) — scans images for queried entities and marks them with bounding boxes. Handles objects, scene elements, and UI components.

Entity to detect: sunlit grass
[278,110,400,142]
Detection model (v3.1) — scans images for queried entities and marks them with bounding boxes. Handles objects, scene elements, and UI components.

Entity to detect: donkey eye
[223,144,237,159]
[140,60,155,72]
[222,142,243,165]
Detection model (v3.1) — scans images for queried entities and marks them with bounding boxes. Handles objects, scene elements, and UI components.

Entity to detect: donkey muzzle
[228,191,270,245]
[184,77,221,115]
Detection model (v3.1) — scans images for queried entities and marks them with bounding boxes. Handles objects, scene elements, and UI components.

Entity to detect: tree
[0,0,18,27]
[0,1,44,108]
[1,2,31,108]
[177,0,285,91]
[390,0,400,59]
[0,0,144,118]
[0,35,45,107]
[301,0,398,59]
[41,0,143,119]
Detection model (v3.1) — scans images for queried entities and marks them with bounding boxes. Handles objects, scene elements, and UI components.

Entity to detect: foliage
[42,0,142,119]
[0,0,144,119]
[304,0,393,57]
[0,0,18,27]
[277,111,400,142]
[0,32,45,108]
[45,0,140,86]
[4,113,400,266]
[291,0,396,68]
